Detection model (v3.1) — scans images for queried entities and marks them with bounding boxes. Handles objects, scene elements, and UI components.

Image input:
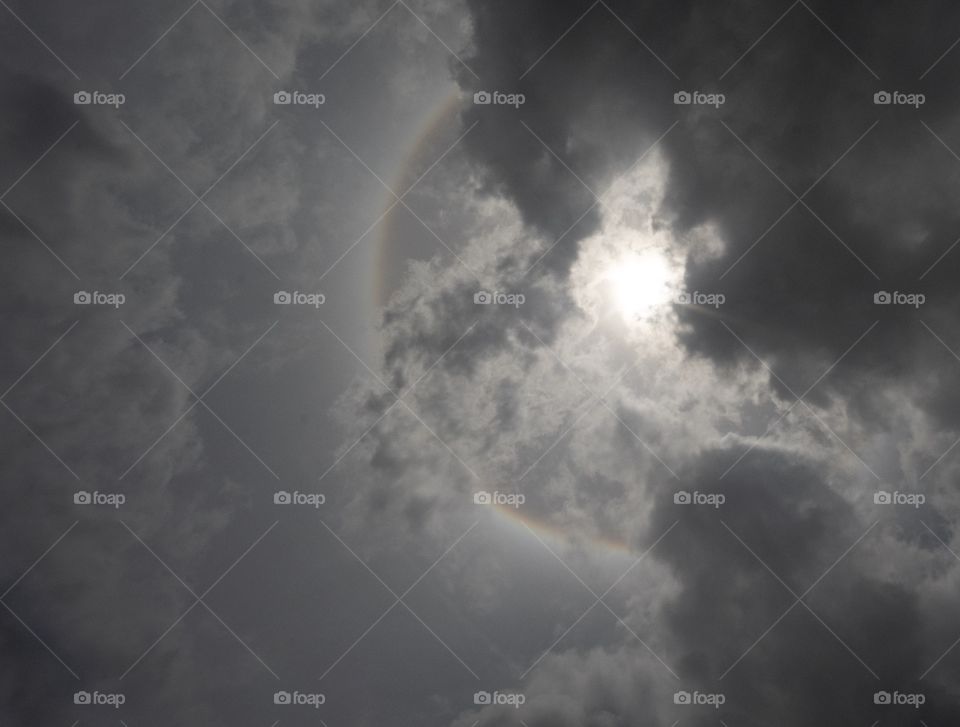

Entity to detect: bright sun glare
[605,251,674,321]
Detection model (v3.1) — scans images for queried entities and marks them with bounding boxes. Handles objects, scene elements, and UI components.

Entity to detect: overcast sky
[4,0,960,725]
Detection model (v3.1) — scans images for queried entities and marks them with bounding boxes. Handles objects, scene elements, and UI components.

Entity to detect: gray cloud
[6,1,960,725]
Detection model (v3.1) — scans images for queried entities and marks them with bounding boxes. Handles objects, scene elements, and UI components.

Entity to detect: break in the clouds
[4,1,960,725]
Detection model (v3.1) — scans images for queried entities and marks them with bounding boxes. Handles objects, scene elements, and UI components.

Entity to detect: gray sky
[3,1,960,725]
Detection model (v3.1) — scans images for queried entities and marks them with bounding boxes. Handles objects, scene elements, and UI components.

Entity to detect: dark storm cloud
[435,3,960,725]
[647,446,960,725]
[459,0,960,442]
[453,445,960,727]
[459,0,685,272]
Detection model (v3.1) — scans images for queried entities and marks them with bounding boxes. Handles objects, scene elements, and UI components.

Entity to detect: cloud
[6,0,960,724]
[325,4,960,715]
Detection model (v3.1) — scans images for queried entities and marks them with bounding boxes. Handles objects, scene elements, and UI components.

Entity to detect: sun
[566,150,685,329]
[604,250,675,321]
